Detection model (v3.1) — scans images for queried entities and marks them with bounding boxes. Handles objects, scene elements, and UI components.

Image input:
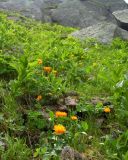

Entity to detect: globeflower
[104,107,111,113]
[36,95,42,101]
[53,124,66,135]
[55,111,67,117]
[71,116,78,120]
[38,59,43,64]
[43,67,52,73]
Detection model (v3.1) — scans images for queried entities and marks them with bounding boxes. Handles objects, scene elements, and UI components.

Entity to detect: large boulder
[97,0,128,12]
[113,9,128,31]
[51,0,116,28]
[51,0,128,28]
[0,0,128,28]
[0,0,64,21]
[0,0,43,20]
[71,22,128,43]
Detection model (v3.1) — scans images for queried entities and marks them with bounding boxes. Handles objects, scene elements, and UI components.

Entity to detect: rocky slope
[0,0,128,43]
[0,0,127,28]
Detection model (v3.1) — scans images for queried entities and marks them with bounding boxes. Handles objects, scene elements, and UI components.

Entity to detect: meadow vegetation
[0,11,128,160]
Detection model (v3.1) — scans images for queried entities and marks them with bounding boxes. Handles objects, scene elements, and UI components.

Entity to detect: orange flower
[104,107,111,113]
[43,67,52,73]
[71,116,78,120]
[38,59,43,64]
[36,95,42,101]
[53,124,66,135]
[55,111,67,117]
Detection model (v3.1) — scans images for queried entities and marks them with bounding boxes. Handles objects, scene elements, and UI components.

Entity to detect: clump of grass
[0,135,31,160]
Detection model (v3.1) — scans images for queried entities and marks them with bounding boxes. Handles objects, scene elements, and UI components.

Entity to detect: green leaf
[81,121,88,131]
[41,147,47,154]
[33,151,39,158]
[49,110,55,121]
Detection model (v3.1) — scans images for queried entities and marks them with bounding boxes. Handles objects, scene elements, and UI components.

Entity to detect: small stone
[65,96,78,107]
[41,111,50,120]
[96,118,105,127]
[61,146,86,160]
[58,105,68,112]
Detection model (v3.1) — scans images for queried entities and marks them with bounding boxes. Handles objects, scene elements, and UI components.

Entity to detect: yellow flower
[104,107,111,113]
[53,124,66,135]
[43,67,52,73]
[71,116,78,120]
[38,59,43,64]
[55,111,67,118]
[36,95,42,101]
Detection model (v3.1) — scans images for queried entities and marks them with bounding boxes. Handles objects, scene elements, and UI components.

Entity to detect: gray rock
[0,0,42,20]
[0,0,63,21]
[71,22,128,43]
[51,0,117,28]
[61,146,86,160]
[65,96,78,107]
[113,9,128,31]
[97,0,128,12]
[0,0,128,28]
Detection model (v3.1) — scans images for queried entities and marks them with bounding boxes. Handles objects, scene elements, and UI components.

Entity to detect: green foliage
[0,11,128,159]
[103,130,128,160]
[0,135,31,160]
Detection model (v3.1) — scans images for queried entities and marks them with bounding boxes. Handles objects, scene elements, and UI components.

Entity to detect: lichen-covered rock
[65,96,78,108]
[61,146,86,160]
[51,0,117,28]
[0,0,127,28]
[113,9,128,31]
[71,22,128,43]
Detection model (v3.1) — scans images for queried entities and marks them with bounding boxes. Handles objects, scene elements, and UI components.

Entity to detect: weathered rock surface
[71,22,128,43]
[61,146,86,160]
[0,0,128,28]
[51,0,128,28]
[113,9,128,31]
[65,96,78,108]
[97,0,128,12]
[0,0,63,21]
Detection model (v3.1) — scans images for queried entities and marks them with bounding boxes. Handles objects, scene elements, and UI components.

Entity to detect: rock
[0,0,42,20]
[1,0,128,42]
[91,97,104,105]
[0,0,128,28]
[98,0,128,12]
[57,105,68,112]
[61,146,86,160]
[51,0,117,28]
[64,91,79,97]
[71,22,128,43]
[96,118,105,127]
[90,97,111,106]
[65,96,78,107]
[42,104,68,113]
[0,0,62,21]
[113,9,128,31]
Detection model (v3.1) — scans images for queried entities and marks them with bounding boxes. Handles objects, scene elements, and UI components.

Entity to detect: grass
[0,11,128,160]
